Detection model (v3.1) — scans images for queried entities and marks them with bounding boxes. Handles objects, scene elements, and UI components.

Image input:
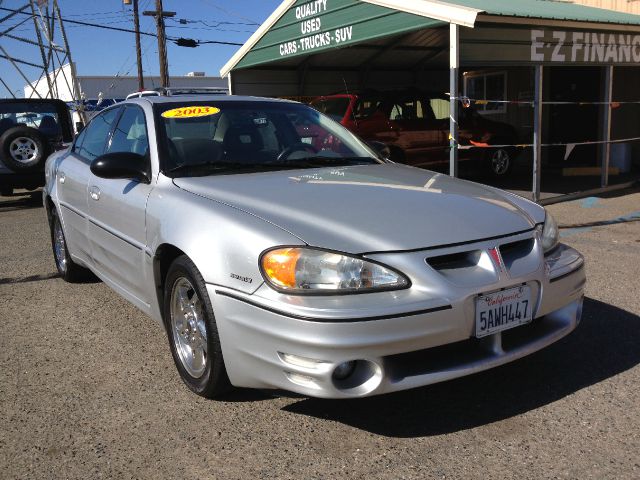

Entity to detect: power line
[195,0,260,25]
[168,17,258,27]
[0,6,243,46]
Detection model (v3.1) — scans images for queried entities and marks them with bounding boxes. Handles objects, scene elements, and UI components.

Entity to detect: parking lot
[0,188,639,479]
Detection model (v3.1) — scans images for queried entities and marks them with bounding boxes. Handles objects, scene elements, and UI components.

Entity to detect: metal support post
[0,45,42,98]
[533,65,543,203]
[601,66,613,187]
[54,0,85,122]
[449,23,459,178]
[30,0,52,98]
[227,72,233,95]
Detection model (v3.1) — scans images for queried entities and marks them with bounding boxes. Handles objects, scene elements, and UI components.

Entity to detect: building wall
[24,64,227,100]
[571,0,640,15]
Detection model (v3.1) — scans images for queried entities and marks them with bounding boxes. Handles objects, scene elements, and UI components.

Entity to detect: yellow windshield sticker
[161,106,220,119]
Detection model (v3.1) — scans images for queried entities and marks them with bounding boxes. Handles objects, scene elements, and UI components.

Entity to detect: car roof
[129,95,297,105]
[0,98,69,107]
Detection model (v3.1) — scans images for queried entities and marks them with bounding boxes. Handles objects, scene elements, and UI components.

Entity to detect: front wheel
[487,147,513,176]
[163,255,231,398]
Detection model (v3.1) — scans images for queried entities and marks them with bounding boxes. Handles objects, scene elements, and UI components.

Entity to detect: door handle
[58,171,66,184]
[89,186,101,201]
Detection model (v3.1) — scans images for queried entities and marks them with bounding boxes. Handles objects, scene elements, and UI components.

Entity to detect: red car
[310,91,519,176]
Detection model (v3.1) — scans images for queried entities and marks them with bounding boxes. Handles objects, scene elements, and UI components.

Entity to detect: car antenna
[342,75,358,126]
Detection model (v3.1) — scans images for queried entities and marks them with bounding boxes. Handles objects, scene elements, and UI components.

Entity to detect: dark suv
[310,90,519,176]
[0,98,73,196]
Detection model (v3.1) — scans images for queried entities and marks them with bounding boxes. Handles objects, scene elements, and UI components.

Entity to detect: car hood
[173,164,543,253]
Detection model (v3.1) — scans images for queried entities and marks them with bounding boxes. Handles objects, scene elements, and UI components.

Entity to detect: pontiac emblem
[488,247,505,273]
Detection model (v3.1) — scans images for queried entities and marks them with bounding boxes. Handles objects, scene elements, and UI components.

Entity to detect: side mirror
[367,141,391,161]
[91,152,150,183]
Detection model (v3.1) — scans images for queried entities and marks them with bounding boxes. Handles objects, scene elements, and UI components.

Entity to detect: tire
[163,255,231,398]
[0,126,48,172]
[486,146,514,177]
[49,208,92,282]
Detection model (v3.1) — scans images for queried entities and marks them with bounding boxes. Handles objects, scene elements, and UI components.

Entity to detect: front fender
[146,176,305,295]
[42,149,67,211]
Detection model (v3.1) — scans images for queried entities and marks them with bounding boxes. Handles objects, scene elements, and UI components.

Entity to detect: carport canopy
[222,0,640,85]
[221,0,640,201]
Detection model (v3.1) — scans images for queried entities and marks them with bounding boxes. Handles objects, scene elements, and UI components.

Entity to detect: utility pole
[131,0,144,91]
[143,0,175,88]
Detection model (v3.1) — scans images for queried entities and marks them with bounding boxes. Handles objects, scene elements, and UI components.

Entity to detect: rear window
[310,98,350,122]
[0,102,61,136]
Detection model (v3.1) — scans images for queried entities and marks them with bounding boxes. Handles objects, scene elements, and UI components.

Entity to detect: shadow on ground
[282,297,640,437]
[0,272,59,285]
[0,192,43,212]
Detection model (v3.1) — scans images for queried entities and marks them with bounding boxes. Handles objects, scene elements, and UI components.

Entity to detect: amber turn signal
[261,248,302,288]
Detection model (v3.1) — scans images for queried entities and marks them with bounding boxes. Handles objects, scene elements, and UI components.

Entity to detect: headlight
[260,247,409,294]
[540,210,559,253]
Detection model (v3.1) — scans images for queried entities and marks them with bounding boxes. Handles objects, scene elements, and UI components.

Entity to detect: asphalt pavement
[0,188,638,479]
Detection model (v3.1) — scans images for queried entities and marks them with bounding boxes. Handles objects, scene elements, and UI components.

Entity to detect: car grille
[425,235,538,287]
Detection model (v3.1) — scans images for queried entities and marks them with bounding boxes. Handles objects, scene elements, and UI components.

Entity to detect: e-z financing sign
[279,0,353,57]
[531,29,640,64]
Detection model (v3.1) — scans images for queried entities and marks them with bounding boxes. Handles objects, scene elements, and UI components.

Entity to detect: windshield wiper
[267,156,377,167]
[165,161,267,176]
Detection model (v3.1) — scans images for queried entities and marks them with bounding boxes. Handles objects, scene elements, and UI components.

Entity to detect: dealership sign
[531,29,640,63]
[278,0,354,56]
[461,26,640,66]
[234,0,441,70]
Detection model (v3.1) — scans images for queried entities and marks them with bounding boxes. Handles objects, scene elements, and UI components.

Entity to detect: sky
[0,0,281,97]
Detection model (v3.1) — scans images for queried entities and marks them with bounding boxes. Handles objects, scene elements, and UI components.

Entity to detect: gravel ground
[0,188,638,479]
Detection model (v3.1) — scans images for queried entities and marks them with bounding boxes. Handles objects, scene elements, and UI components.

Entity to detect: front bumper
[211,241,585,399]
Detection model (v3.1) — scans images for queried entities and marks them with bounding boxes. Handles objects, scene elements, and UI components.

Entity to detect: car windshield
[156,101,380,177]
[309,97,350,122]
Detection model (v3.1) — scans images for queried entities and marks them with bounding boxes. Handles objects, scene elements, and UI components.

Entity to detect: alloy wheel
[9,137,39,165]
[53,218,67,273]
[170,277,208,378]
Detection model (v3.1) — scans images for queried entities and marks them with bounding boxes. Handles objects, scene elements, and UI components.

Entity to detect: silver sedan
[43,96,585,399]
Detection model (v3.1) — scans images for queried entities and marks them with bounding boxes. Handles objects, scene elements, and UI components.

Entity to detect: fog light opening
[332,361,356,381]
[331,359,383,395]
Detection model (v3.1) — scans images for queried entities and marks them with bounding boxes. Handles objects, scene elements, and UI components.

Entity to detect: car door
[86,104,153,305]
[55,107,121,265]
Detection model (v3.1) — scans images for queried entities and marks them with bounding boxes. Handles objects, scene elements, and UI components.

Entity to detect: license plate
[475,285,532,338]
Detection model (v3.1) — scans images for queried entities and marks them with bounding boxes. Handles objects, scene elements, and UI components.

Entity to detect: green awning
[233,0,443,71]
[450,0,640,26]
[222,0,640,76]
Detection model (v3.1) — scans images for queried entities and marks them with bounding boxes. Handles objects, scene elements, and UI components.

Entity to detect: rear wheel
[49,209,91,282]
[487,147,513,176]
[163,255,231,398]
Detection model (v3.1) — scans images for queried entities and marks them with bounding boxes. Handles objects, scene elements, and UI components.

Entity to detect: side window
[430,98,450,120]
[390,100,423,121]
[107,106,149,156]
[353,99,381,119]
[72,127,88,153]
[76,107,120,161]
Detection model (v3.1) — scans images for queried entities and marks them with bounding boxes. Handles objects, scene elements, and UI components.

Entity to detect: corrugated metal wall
[571,0,640,15]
